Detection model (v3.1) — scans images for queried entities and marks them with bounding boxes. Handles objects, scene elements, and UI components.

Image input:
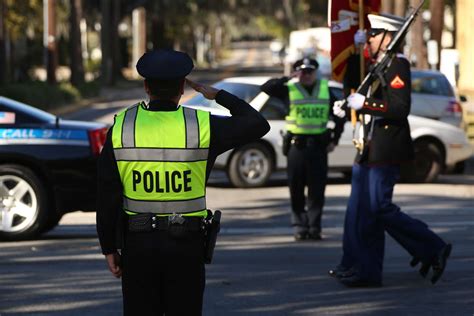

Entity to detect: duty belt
[127,213,204,233]
[290,134,327,148]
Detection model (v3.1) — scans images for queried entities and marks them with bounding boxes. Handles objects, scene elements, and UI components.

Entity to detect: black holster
[204,210,221,264]
[281,131,291,156]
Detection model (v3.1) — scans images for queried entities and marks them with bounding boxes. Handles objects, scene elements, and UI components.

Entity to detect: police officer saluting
[261,58,345,241]
[96,49,269,315]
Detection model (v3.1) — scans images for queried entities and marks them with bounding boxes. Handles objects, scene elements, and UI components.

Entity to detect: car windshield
[411,72,454,97]
[184,81,260,111]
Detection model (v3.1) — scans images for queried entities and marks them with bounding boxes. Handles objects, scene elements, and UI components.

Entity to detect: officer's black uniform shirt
[260,77,345,144]
[343,54,414,164]
[97,90,270,254]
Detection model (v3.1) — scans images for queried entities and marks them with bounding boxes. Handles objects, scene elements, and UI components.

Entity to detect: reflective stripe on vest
[111,103,210,215]
[285,80,329,135]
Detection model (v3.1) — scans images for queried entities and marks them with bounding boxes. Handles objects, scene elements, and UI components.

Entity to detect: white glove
[354,30,367,46]
[333,100,346,118]
[347,93,365,110]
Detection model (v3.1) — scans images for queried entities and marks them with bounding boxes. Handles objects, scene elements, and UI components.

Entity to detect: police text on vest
[132,170,192,193]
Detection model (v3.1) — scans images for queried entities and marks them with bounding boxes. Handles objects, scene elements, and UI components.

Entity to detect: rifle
[353,0,425,94]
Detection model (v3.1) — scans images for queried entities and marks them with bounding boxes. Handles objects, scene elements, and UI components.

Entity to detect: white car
[183,77,473,188]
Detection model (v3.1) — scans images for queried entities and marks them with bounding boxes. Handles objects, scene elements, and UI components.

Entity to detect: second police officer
[261,58,345,241]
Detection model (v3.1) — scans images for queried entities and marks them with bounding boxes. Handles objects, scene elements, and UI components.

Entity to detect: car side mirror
[460,95,468,102]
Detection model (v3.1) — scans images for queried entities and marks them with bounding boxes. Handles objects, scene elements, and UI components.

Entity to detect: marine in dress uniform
[261,58,345,241]
[96,49,270,315]
[329,14,452,287]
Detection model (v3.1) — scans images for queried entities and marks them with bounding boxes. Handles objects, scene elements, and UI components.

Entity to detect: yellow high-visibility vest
[285,80,329,135]
[111,102,210,217]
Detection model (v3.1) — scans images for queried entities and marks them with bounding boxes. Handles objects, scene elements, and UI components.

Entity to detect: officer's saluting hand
[186,78,219,100]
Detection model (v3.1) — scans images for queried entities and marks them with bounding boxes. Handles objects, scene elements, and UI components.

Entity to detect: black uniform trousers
[287,135,328,235]
[121,229,205,316]
[340,163,446,283]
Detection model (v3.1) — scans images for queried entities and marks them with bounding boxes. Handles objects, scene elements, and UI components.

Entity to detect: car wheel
[403,141,442,183]
[227,143,273,188]
[0,165,49,240]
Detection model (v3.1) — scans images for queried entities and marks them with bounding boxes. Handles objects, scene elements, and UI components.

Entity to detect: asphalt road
[0,174,473,315]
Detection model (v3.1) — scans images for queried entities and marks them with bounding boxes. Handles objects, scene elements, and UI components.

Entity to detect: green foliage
[84,58,101,74]
[254,16,290,40]
[5,0,42,41]
[0,81,99,110]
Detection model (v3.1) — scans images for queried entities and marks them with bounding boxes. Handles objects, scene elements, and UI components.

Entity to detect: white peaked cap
[368,14,404,31]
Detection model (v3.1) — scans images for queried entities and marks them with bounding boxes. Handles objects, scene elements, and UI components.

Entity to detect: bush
[0,81,99,111]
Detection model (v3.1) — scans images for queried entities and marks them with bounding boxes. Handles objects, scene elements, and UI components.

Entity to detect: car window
[0,97,55,125]
[260,97,287,120]
[184,82,260,111]
[411,72,454,97]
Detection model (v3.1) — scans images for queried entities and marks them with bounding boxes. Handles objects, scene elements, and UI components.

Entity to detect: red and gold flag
[329,0,381,82]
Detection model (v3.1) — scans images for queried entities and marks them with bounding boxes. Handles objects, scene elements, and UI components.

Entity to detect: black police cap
[293,58,319,71]
[136,49,194,80]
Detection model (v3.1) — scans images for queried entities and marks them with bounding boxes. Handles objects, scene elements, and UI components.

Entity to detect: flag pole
[358,0,365,84]
[351,0,365,128]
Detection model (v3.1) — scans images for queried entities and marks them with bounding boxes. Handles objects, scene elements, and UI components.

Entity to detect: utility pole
[0,0,6,84]
[44,0,57,84]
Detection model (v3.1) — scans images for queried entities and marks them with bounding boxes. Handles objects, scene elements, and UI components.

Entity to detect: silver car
[184,76,472,187]
[411,69,463,127]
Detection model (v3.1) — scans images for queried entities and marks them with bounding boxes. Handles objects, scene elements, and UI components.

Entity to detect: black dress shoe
[308,232,322,240]
[328,265,346,278]
[339,275,382,287]
[328,266,356,278]
[419,262,431,278]
[411,257,431,277]
[410,257,420,267]
[431,243,452,285]
[294,232,308,241]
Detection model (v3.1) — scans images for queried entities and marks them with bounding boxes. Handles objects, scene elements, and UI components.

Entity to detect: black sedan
[0,96,108,240]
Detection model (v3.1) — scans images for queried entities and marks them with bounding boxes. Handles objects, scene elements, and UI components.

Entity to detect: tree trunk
[69,0,84,86]
[381,0,394,14]
[393,0,406,17]
[0,0,6,85]
[429,0,444,70]
[111,0,121,81]
[409,0,428,69]
[44,0,57,84]
[100,0,113,85]
[282,0,295,29]
[382,0,406,17]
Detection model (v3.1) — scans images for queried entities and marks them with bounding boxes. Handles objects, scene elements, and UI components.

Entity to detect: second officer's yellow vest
[111,102,210,217]
[285,79,329,135]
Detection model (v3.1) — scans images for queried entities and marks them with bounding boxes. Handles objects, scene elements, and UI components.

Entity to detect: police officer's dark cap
[136,49,194,80]
[293,58,319,71]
